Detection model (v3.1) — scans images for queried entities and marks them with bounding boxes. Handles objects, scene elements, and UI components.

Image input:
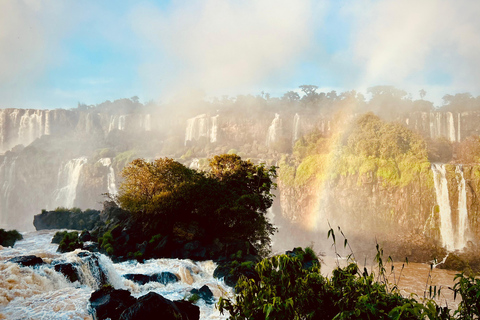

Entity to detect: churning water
[0,230,232,320]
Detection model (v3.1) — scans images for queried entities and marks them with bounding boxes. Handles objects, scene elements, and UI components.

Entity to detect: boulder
[124,272,179,286]
[123,274,151,285]
[8,255,45,267]
[119,292,199,320]
[190,285,214,304]
[89,286,136,320]
[54,263,79,283]
[152,272,179,285]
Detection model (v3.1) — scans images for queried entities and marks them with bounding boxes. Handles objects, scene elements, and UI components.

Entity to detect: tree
[419,89,426,100]
[116,155,278,256]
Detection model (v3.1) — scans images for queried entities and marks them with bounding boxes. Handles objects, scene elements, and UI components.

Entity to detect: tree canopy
[117,154,277,256]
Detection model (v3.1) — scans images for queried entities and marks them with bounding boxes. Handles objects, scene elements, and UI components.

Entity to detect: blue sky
[0,0,479,109]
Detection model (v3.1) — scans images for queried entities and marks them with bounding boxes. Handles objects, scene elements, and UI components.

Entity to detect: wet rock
[151,272,179,285]
[123,272,179,286]
[173,300,201,320]
[54,263,79,283]
[119,292,199,320]
[123,274,151,285]
[33,208,101,231]
[190,285,214,304]
[8,255,45,267]
[0,229,23,247]
[79,230,92,242]
[90,286,136,320]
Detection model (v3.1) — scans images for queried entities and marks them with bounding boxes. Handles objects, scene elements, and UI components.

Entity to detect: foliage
[57,231,83,253]
[0,229,23,247]
[279,113,431,188]
[218,241,457,320]
[116,154,277,256]
[453,273,480,318]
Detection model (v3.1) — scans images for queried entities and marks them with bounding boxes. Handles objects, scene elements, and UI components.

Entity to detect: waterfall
[0,158,16,227]
[456,166,468,249]
[45,110,51,135]
[293,113,300,144]
[431,164,455,250]
[185,114,210,145]
[457,113,461,142]
[210,115,219,143]
[53,157,87,208]
[98,158,118,195]
[108,116,116,132]
[118,115,126,131]
[447,112,456,142]
[266,113,280,147]
[144,114,151,131]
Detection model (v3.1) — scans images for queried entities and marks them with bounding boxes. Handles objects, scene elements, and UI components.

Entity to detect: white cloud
[346,0,480,94]
[131,0,319,99]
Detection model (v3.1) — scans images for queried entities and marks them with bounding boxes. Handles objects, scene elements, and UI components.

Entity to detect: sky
[1,0,480,109]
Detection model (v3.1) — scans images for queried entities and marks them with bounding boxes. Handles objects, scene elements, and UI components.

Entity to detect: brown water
[322,257,460,309]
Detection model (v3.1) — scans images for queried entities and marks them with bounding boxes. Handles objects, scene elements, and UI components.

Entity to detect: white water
[0,231,231,319]
[144,114,151,132]
[98,158,118,196]
[447,112,456,142]
[185,114,211,145]
[427,112,460,142]
[118,116,126,131]
[431,164,455,250]
[266,113,280,148]
[52,157,87,209]
[292,113,300,144]
[457,113,461,142]
[0,158,16,228]
[431,164,470,251]
[210,115,219,143]
[456,166,469,249]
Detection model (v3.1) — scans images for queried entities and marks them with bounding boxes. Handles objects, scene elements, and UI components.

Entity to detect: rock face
[33,209,101,231]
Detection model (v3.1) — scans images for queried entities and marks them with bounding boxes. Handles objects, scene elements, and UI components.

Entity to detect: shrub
[0,229,23,247]
[57,231,83,253]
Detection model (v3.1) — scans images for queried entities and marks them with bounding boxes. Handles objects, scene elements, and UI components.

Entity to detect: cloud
[131,0,319,99]
[0,1,72,85]
[345,0,480,94]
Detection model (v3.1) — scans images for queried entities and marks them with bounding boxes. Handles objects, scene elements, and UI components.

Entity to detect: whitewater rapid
[0,230,232,319]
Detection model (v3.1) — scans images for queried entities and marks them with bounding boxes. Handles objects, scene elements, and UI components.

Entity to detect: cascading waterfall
[144,114,151,131]
[447,112,456,142]
[457,113,461,142]
[456,166,469,249]
[118,115,126,131]
[210,115,219,143]
[293,113,300,144]
[0,158,16,228]
[185,114,210,145]
[431,164,455,250]
[52,157,87,208]
[0,230,231,319]
[108,115,116,132]
[98,158,118,195]
[266,113,280,147]
[431,164,470,251]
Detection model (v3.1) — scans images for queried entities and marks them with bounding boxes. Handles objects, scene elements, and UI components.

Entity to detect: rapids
[0,230,232,320]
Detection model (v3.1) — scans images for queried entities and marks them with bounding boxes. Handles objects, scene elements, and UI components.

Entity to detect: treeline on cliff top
[280,112,480,189]
[74,85,480,117]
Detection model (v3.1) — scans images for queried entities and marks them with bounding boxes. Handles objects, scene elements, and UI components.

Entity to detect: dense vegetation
[90,154,277,261]
[219,238,480,319]
[0,229,23,247]
[279,113,432,188]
